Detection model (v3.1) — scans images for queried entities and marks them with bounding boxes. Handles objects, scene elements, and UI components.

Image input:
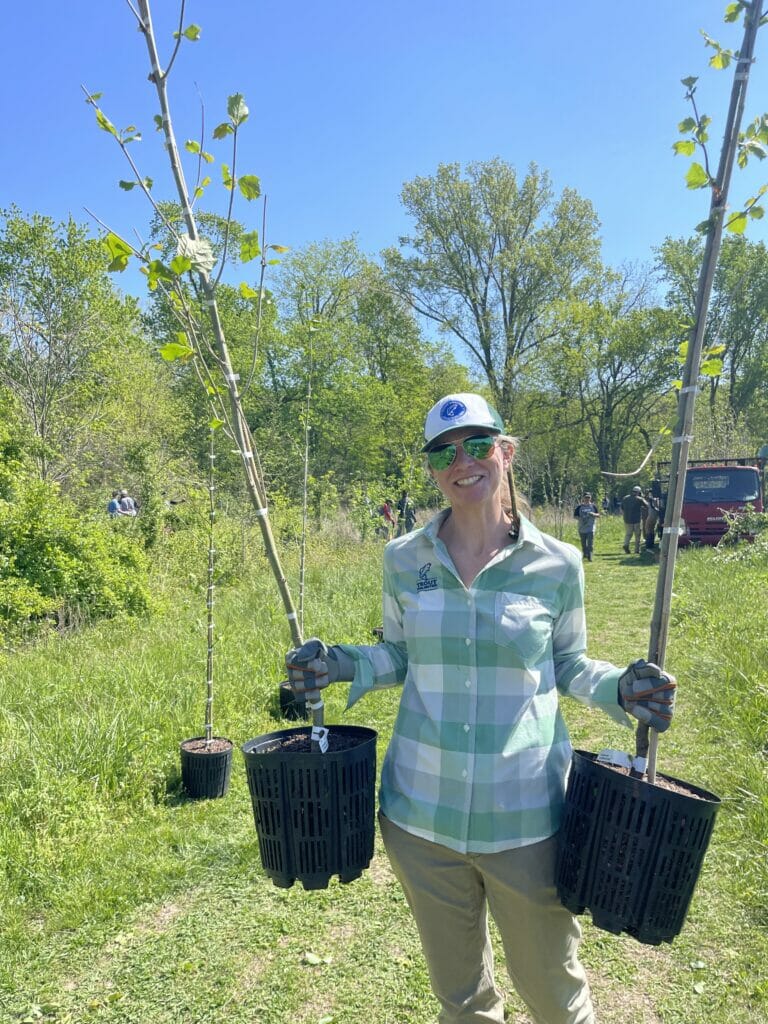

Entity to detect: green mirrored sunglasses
[426,434,497,471]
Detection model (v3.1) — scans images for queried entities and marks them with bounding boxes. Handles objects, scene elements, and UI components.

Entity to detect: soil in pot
[180,736,233,800]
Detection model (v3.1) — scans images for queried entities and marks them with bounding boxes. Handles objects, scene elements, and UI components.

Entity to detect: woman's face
[428,428,511,510]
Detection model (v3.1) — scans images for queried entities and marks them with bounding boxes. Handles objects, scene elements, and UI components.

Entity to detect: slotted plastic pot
[555,750,720,945]
[179,737,233,799]
[241,725,377,890]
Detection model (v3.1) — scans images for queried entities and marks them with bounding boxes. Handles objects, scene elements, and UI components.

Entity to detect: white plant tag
[597,749,634,770]
[311,726,329,754]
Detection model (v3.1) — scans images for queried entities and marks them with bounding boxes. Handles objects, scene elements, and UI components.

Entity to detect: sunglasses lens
[427,444,456,470]
[464,436,496,460]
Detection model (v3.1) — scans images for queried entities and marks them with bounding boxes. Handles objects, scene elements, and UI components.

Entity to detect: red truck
[653,455,766,546]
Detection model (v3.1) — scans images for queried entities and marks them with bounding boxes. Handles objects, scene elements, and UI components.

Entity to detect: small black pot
[241,725,377,890]
[180,736,233,799]
[279,681,309,721]
[555,750,720,945]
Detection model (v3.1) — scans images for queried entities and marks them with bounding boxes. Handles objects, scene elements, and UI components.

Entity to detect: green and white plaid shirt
[341,510,631,854]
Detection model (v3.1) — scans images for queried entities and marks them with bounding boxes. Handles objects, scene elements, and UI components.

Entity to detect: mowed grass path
[0,516,765,1024]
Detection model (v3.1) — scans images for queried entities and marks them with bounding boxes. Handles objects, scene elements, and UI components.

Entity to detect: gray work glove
[285,637,355,695]
[618,659,677,733]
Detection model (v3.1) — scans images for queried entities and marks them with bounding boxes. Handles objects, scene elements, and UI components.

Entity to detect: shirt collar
[423,508,548,554]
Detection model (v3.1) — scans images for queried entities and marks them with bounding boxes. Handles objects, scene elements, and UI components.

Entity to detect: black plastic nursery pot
[180,737,233,799]
[555,750,720,945]
[241,725,377,891]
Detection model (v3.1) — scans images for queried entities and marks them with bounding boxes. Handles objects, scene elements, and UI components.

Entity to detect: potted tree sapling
[179,427,233,799]
[557,1,767,945]
[87,0,377,887]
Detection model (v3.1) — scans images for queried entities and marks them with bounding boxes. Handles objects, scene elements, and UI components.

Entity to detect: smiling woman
[284,392,678,1024]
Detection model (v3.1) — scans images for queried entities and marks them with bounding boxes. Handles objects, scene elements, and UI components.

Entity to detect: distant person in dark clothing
[573,492,600,561]
[107,491,121,518]
[642,489,661,550]
[621,486,647,554]
[396,491,417,535]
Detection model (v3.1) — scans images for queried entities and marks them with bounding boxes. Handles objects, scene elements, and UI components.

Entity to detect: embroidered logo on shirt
[417,562,438,591]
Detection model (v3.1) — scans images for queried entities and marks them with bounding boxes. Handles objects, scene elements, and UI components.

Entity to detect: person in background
[107,491,121,518]
[286,392,676,1024]
[119,489,138,517]
[642,488,661,550]
[396,490,417,536]
[573,492,600,561]
[601,495,610,514]
[620,485,647,555]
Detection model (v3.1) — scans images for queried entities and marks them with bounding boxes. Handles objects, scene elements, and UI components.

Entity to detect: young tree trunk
[644,0,764,778]
[135,0,303,650]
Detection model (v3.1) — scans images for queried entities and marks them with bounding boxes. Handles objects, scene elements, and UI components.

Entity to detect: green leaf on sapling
[673,140,696,156]
[146,260,175,291]
[685,163,710,189]
[103,232,133,272]
[185,140,202,154]
[227,93,249,126]
[201,151,214,164]
[240,231,260,262]
[725,212,748,234]
[238,175,261,200]
[269,244,290,253]
[119,180,136,191]
[221,164,235,191]
[213,122,234,140]
[677,340,689,362]
[695,219,713,235]
[706,344,726,356]
[672,380,683,390]
[154,114,164,131]
[239,282,259,299]
[170,254,193,275]
[749,205,765,219]
[159,340,194,361]
[209,418,224,430]
[678,117,697,133]
[183,24,201,40]
[700,358,724,377]
[724,3,743,22]
[95,109,118,136]
[681,76,698,89]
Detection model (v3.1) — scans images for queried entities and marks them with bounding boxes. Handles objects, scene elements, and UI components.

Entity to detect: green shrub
[0,480,151,638]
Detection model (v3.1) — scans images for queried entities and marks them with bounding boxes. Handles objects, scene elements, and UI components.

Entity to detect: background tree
[0,208,183,504]
[383,159,601,421]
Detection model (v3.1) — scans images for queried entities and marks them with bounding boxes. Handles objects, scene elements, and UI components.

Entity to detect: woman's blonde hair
[497,435,531,532]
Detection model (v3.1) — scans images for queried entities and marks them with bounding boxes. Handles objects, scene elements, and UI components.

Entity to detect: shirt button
[462,769,468,778]
[465,638,471,646]
[465,680,471,688]
[463,724,470,732]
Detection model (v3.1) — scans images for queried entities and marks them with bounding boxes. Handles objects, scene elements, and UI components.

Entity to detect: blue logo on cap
[440,400,467,421]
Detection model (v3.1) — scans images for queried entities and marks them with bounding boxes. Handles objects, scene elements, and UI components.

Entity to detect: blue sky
[3,1,767,298]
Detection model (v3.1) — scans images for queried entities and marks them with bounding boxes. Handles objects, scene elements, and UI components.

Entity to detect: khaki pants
[623,522,641,552]
[379,814,595,1024]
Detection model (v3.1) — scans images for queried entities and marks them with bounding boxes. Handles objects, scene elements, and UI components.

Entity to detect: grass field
[0,513,766,1024]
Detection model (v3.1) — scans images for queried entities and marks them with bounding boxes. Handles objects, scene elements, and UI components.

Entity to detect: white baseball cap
[422,393,504,451]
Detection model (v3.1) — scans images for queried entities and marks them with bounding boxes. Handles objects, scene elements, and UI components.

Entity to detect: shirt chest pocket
[494,592,553,662]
